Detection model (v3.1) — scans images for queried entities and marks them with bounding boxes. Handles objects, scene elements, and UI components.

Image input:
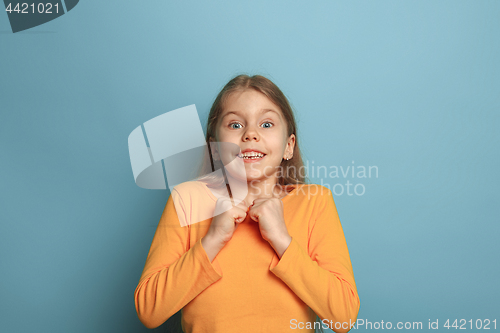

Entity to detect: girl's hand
[248,193,292,258]
[202,197,249,262]
[206,197,249,245]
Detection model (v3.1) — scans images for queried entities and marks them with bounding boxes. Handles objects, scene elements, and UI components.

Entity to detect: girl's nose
[243,126,259,141]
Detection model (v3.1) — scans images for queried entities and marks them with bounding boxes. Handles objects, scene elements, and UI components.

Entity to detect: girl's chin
[225,173,266,182]
[225,164,279,181]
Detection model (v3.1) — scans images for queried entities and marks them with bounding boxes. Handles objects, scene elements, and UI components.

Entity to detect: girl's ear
[285,134,296,159]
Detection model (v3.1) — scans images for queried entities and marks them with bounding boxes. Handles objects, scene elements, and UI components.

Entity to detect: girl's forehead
[225,89,274,106]
[221,90,284,119]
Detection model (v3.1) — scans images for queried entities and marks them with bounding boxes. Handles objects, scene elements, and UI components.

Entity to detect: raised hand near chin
[201,197,249,262]
[248,192,292,258]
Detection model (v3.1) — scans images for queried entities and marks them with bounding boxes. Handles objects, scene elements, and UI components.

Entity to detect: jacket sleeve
[134,190,223,329]
[269,188,360,333]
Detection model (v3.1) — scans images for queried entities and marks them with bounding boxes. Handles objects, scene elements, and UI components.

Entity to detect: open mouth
[237,152,266,160]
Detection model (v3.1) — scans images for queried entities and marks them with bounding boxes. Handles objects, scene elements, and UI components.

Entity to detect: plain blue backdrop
[1,1,499,332]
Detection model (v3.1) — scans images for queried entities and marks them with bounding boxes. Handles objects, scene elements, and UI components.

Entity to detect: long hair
[195,74,310,193]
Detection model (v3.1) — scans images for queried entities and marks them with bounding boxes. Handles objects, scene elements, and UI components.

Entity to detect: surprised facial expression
[212,89,295,183]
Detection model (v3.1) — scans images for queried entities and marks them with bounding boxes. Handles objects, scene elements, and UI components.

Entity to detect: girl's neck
[225,175,289,206]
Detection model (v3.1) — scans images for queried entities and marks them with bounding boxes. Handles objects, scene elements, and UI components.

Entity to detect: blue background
[1,1,499,332]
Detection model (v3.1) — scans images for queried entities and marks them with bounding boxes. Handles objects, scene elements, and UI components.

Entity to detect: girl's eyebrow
[222,109,281,120]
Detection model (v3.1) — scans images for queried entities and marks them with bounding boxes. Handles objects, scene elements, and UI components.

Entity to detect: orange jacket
[134,181,360,333]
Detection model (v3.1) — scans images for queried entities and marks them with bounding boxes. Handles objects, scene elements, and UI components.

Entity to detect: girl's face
[212,89,295,183]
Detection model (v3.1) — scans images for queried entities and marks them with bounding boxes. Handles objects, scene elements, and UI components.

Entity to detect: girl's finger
[233,212,246,223]
[248,208,260,222]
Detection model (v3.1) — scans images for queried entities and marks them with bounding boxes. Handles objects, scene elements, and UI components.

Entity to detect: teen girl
[134,74,360,333]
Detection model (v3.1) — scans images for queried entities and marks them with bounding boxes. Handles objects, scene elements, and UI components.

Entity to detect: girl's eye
[228,121,274,129]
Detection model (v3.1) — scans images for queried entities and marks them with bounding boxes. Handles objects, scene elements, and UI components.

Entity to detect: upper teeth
[238,152,264,158]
